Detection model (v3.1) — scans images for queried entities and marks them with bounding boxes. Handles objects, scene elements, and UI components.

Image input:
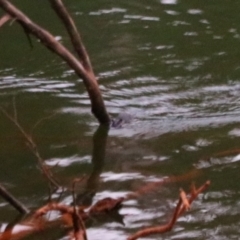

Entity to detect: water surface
[1,0,240,239]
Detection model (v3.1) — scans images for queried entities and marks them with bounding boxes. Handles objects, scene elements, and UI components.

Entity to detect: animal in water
[110,112,133,128]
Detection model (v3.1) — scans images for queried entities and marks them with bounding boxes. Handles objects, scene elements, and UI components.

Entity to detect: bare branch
[0,106,60,188]
[128,181,210,240]
[0,184,29,214]
[0,0,110,125]
[49,0,94,74]
[31,112,57,135]
[179,188,190,210]
[0,13,11,27]
[72,178,88,240]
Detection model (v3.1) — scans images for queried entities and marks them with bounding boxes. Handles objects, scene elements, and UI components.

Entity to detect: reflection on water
[1,0,240,239]
[161,0,178,5]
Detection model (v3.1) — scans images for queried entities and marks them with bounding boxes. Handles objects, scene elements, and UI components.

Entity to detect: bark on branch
[0,0,110,125]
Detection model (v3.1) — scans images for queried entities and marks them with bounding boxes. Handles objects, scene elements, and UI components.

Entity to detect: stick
[0,184,29,214]
[49,0,93,74]
[128,181,210,240]
[0,13,11,27]
[0,0,110,125]
[0,106,60,188]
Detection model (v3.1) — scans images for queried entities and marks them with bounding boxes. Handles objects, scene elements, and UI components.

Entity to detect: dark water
[1,0,240,239]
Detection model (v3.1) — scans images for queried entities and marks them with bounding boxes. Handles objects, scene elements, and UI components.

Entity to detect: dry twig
[127,181,210,240]
[0,106,60,188]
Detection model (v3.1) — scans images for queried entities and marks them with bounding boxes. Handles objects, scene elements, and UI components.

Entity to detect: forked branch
[128,181,210,240]
[0,180,210,240]
[0,0,110,125]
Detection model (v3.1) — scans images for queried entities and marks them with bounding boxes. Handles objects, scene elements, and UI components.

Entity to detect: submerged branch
[0,177,210,240]
[128,181,210,240]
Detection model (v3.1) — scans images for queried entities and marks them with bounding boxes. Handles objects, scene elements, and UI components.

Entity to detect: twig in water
[72,178,88,240]
[0,106,60,189]
[0,184,29,214]
[127,181,210,240]
[31,112,57,135]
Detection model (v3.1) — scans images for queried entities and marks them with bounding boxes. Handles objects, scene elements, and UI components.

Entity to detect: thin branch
[127,198,183,240]
[72,178,85,207]
[127,181,210,240]
[22,24,33,49]
[0,184,29,214]
[34,202,73,218]
[0,106,60,188]
[31,112,57,135]
[0,0,110,125]
[179,188,190,210]
[71,207,88,240]
[0,106,35,147]
[126,168,201,199]
[49,0,93,74]
[0,13,11,27]
[12,96,18,122]
[178,180,210,216]
[72,178,88,240]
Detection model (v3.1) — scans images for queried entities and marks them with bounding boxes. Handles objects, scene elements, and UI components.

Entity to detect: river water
[1,0,240,239]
